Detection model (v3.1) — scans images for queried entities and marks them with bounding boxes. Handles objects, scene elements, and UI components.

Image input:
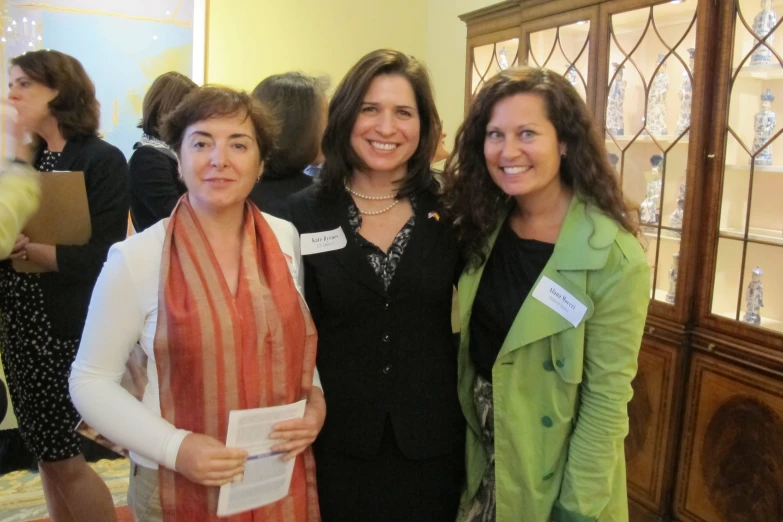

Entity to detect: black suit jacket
[288,185,464,460]
[128,144,184,232]
[249,167,313,220]
[16,136,128,339]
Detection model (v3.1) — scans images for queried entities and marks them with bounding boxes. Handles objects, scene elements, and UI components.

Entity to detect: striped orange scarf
[153,197,319,521]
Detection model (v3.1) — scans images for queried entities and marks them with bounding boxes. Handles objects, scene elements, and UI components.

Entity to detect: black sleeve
[129,146,183,224]
[287,191,322,322]
[56,143,129,281]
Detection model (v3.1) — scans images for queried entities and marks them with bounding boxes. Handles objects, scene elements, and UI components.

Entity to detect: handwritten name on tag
[532,276,588,327]
[300,227,347,255]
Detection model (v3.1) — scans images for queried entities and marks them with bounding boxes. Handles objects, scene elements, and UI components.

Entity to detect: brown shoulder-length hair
[252,72,328,175]
[160,85,279,159]
[11,50,99,140]
[317,49,441,198]
[139,71,197,139]
[443,67,640,269]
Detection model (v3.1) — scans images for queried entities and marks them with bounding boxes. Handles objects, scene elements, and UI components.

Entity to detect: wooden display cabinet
[461,1,783,521]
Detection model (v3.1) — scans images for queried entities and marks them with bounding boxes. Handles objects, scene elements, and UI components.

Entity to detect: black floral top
[347,197,417,291]
[35,150,62,172]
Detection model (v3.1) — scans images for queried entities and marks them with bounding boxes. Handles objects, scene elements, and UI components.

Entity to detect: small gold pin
[428,211,440,221]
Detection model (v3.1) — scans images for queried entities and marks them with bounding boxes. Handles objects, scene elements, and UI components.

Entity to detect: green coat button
[543,360,555,371]
[543,471,554,480]
[556,359,565,368]
[542,416,553,428]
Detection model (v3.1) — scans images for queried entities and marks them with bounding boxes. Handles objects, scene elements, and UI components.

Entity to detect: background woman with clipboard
[0,49,128,521]
[444,67,650,522]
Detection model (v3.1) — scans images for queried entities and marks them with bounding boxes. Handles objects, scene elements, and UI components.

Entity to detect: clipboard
[12,170,91,273]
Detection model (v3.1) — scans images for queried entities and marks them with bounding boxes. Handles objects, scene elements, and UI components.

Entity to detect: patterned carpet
[0,458,129,522]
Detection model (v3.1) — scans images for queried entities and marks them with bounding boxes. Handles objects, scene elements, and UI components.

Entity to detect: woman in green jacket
[443,67,650,522]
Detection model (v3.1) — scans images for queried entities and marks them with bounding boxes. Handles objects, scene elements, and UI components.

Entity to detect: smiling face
[484,93,566,203]
[350,74,421,179]
[178,112,263,215]
[7,65,58,132]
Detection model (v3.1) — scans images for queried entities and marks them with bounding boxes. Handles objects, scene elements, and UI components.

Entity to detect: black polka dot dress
[0,150,83,462]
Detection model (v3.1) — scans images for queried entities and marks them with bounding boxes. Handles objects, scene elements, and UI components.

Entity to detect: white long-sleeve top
[70,215,319,471]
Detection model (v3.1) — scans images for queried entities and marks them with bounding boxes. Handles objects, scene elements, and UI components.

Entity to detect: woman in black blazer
[288,49,464,522]
[128,71,196,232]
[249,72,327,219]
[1,50,127,521]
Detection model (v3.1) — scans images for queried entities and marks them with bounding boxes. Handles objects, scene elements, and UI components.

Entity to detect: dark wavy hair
[161,85,278,159]
[11,50,99,140]
[252,72,329,175]
[139,71,197,139]
[317,49,441,198]
[443,67,640,269]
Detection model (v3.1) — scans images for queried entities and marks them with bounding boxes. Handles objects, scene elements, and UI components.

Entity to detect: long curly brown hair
[442,67,640,269]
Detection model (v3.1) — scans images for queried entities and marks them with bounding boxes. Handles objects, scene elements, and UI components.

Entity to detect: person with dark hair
[0,49,128,522]
[443,67,650,522]
[288,49,464,522]
[248,72,328,219]
[129,71,197,232]
[70,86,323,522]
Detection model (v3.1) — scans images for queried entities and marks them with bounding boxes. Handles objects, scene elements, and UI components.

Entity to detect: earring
[256,175,262,184]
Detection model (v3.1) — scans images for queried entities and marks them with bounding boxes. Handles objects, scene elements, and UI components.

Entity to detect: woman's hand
[8,234,29,260]
[270,387,326,461]
[22,243,58,271]
[2,99,31,164]
[175,433,247,486]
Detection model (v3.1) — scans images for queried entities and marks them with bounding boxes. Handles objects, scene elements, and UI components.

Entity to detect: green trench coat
[457,197,650,522]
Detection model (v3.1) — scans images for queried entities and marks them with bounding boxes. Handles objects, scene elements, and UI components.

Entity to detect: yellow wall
[206,0,499,147]
[427,0,498,148]
[206,0,427,91]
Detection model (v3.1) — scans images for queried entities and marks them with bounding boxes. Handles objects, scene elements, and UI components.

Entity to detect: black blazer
[249,167,313,220]
[288,185,464,460]
[128,143,184,232]
[32,136,128,338]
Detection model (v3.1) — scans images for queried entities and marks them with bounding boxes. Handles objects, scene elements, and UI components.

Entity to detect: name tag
[300,227,347,255]
[532,276,587,327]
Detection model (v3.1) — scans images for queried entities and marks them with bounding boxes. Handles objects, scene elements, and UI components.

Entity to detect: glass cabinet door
[602,1,699,307]
[468,32,520,98]
[524,20,592,102]
[709,0,783,334]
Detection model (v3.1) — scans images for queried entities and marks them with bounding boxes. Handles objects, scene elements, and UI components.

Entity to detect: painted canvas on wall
[0,0,205,158]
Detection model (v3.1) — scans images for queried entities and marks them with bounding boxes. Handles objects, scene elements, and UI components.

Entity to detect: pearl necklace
[356,199,400,216]
[343,180,400,215]
[343,180,396,200]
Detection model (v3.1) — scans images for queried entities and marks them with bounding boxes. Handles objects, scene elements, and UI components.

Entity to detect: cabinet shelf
[725,164,783,173]
[607,135,689,146]
[644,229,682,241]
[734,64,783,80]
[715,311,783,333]
[719,227,783,246]
[653,288,674,304]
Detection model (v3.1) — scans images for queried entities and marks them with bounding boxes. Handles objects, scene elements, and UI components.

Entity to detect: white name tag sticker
[300,227,347,255]
[532,276,588,327]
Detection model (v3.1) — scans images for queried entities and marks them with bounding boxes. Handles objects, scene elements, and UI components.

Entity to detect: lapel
[305,190,387,297]
[460,196,619,359]
[387,190,444,294]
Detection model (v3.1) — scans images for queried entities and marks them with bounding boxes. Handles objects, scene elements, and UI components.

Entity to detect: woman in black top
[288,49,464,522]
[1,50,127,522]
[249,72,327,219]
[129,71,196,232]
